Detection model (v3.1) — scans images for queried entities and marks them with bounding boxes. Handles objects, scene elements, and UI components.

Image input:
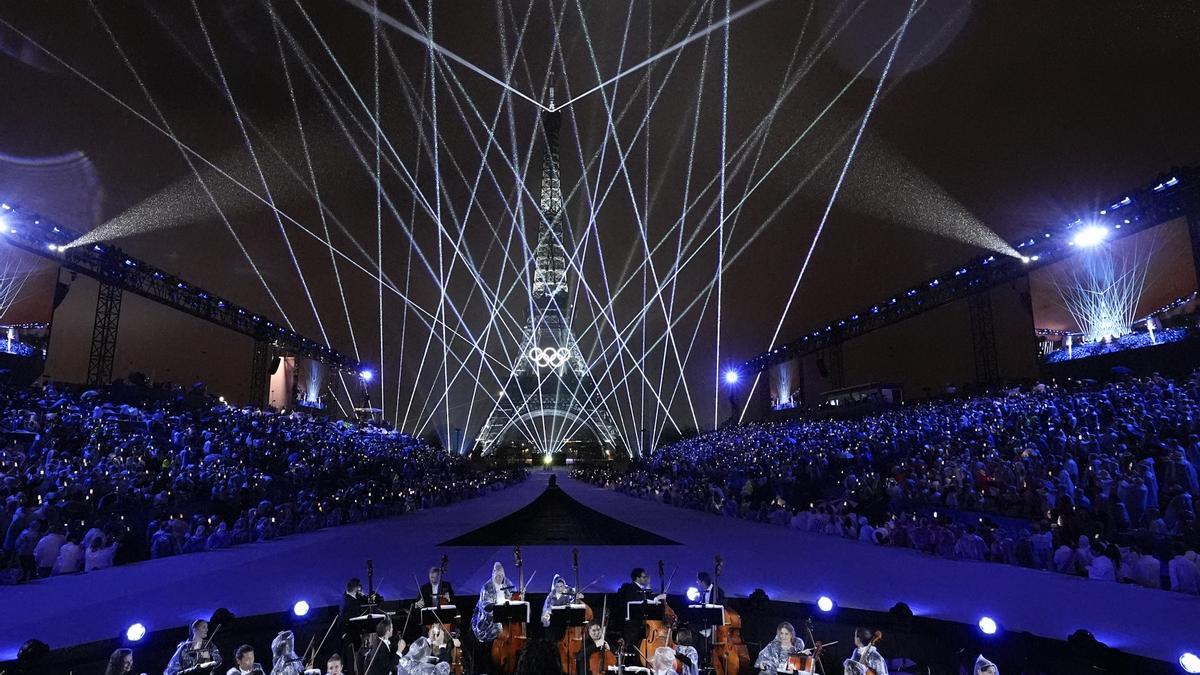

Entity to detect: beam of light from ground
[557,0,779,111]
[1051,233,1157,343]
[714,0,730,430]
[340,0,548,111]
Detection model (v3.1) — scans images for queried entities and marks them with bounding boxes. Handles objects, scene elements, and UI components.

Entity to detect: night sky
[1,1,1198,447]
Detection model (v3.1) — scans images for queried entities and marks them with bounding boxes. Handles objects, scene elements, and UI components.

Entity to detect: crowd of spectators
[574,372,1200,595]
[1,379,525,584]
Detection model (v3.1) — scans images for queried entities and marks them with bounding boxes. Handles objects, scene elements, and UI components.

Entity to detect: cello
[638,560,677,665]
[489,546,528,674]
[586,598,617,675]
[558,548,595,674]
[845,631,883,675]
[709,555,751,675]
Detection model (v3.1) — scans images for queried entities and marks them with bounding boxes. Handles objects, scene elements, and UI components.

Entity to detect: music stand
[683,604,726,628]
[421,605,459,628]
[625,601,664,623]
[492,601,530,624]
[550,604,588,631]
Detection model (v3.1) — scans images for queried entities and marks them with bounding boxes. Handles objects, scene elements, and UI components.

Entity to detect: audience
[576,372,1200,595]
[0,379,525,584]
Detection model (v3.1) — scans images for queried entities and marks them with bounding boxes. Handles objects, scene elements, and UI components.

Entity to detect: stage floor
[3,471,1196,663]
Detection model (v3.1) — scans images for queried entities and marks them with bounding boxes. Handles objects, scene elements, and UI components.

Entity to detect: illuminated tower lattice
[475,103,621,455]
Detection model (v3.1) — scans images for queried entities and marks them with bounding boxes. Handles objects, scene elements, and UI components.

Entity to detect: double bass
[489,546,528,674]
[709,556,750,675]
[557,548,595,673]
[638,560,677,665]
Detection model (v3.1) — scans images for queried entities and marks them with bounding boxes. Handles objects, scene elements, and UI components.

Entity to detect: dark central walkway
[441,479,680,546]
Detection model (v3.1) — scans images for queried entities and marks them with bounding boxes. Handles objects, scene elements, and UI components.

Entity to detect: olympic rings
[527,346,572,368]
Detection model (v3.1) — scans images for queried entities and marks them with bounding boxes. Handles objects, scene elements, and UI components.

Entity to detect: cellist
[470,562,511,645]
[575,622,614,675]
[842,628,887,675]
[753,622,805,673]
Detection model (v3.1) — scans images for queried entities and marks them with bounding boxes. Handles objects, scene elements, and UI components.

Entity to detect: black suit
[613,582,656,651]
[419,581,455,608]
[698,584,725,606]
[359,639,399,675]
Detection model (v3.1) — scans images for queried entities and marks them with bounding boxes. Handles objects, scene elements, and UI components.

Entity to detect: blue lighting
[292,600,310,617]
[1180,652,1200,673]
[686,586,701,603]
[1071,225,1109,248]
[360,369,374,382]
[906,289,917,297]
[125,623,147,642]
[1152,177,1179,192]
[977,616,998,635]
[816,596,834,613]
[724,370,740,384]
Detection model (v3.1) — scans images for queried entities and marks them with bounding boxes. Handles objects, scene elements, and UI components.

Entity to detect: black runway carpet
[441,482,679,546]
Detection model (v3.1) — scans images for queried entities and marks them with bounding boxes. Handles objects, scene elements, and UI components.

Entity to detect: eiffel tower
[475,95,622,456]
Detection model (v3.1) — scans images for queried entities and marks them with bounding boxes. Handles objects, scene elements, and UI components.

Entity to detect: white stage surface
[2,471,1195,663]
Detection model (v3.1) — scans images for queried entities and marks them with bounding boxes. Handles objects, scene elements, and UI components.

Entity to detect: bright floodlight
[292,600,310,617]
[686,586,701,603]
[359,369,374,382]
[542,454,553,466]
[1182,653,1200,674]
[125,622,147,642]
[724,370,739,384]
[816,596,834,613]
[1072,225,1109,248]
[977,616,998,635]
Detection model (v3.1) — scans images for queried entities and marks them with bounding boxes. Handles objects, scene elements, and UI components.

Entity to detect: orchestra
[131,557,894,675]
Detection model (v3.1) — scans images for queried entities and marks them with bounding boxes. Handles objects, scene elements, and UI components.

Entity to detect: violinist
[417,566,454,609]
[268,631,305,675]
[225,646,263,675]
[399,623,459,675]
[614,568,666,649]
[165,619,222,675]
[470,562,511,644]
[672,629,699,675]
[842,628,887,675]
[359,620,405,675]
[542,575,585,640]
[753,622,805,673]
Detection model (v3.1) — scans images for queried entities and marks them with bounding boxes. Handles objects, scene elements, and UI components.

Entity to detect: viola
[710,556,750,675]
[638,560,678,667]
[489,546,527,674]
[558,548,595,673]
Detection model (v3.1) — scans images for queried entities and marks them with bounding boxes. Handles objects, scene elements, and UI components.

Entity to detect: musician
[399,623,459,675]
[672,629,699,675]
[470,561,511,643]
[225,646,261,675]
[974,655,999,674]
[165,619,222,675]
[103,648,134,675]
[541,574,586,640]
[651,647,679,675]
[416,566,454,609]
[268,631,305,675]
[754,622,806,673]
[575,622,611,674]
[695,572,724,605]
[842,628,887,675]
[359,619,405,675]
[613,568,666,649]
[340,577,383,674]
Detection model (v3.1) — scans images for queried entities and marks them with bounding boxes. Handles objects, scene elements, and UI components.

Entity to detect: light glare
[978,616,998,635]
[292,600,310,617]
[817,596,834,612]
[125,623,146,641]
[1072,225,1109,248]
[1180,652,1200,673]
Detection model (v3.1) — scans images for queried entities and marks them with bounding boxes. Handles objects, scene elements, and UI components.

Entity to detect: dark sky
[1,0,1198,448]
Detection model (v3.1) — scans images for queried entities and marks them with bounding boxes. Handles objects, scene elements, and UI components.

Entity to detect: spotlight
[1071,225,1109,248]
[46,244,57,251]
[816,596,835,613]
[359,369,374,382]
[292,600,310,617]
[977,616,999,636]
[542,454,553,466]
[125,623,147,642]
[1180,652,1200,673]
[687,586,701,603]
[724,370,739,384]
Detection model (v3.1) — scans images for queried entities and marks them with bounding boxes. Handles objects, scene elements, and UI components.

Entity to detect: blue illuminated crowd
[575,372,1200,594]
[0,380,524,584]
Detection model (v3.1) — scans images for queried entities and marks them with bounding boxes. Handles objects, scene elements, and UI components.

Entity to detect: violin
[489,546,527,674]
[638,560,677,668]
[558,548,596,673]
[709,555,750,675]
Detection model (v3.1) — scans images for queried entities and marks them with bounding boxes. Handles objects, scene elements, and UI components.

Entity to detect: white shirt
[53,542,83,575]
[1169,555,1200,594]
[33,533,65,567]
